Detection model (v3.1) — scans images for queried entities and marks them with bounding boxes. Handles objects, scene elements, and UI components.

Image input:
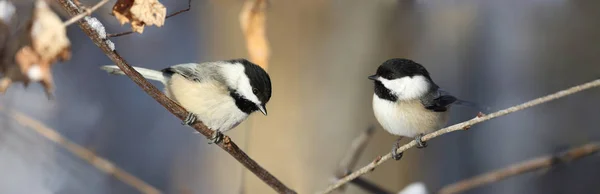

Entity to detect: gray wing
[421,88,487,112]
[420,89,457,112]
[161,63,221,82]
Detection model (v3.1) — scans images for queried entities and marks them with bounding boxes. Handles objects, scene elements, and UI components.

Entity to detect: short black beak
[258,104,267,116]
[368,75,378,81]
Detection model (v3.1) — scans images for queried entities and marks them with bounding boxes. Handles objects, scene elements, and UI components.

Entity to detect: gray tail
[100,65,167,84]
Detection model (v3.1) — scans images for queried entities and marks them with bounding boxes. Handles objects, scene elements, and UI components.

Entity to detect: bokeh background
[1,0,599,194]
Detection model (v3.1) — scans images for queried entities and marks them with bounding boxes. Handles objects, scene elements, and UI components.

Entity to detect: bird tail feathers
[100,65,167,84]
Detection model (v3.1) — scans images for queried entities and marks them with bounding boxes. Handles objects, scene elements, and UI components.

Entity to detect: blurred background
[1,0,599,194]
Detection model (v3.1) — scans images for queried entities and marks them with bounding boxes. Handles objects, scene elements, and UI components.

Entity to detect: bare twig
[56,1,296,193]
[439,143,600,194]
[332,126,393,194]
[333,126,375,193]
[336,126,376,178]
[0,106,161,194]
[318,79,600,194]
[106,0,192,38]
[239,0,270,70]
[63,0,110,26]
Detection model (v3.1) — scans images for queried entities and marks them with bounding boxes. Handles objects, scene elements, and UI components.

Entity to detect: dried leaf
[112,0,166,33]
[0,0,66,98]
[0,45,33,94]
[13,46,54,96]
[30,0,71,63]
[239,0,270,70]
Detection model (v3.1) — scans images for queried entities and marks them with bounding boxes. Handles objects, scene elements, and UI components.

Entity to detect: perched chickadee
[101,59,271,143]
[369,58,472,160]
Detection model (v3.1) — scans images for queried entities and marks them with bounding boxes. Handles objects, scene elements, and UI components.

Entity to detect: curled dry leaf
[15,46,54,95]
[1,46,54,97]
[239,0,270,70]
[30,0,71,63]
[0,0,68,98]
[112,0,166,33]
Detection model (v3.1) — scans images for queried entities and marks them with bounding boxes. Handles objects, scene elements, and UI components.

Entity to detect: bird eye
[252,88,258,94]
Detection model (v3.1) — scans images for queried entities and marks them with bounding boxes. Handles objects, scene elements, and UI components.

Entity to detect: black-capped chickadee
[368,58,474,160]
[101,59,271,143]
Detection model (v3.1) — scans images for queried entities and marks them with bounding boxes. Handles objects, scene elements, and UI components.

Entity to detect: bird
[101,59,271,143]
[368,58,475,160]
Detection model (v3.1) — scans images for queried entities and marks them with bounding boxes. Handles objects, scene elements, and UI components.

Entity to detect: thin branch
[106,0,191,38]
[318,79,600,194]
[333,126,375,193]
[63,0,110,27]
[439,142,600,194]
[332,127,394,194]
[0,106,161,194]
[55,1,296,193]
[336,126,375,178]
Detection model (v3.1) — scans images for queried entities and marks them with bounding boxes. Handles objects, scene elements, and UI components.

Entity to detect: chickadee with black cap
[369,58,476,160]
[101,59,271,143]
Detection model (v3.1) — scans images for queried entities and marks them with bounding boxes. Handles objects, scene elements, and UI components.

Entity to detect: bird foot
[208,131,224,144]
[392,138,404,160]
[181,113,196,125]
[415,133,428,148]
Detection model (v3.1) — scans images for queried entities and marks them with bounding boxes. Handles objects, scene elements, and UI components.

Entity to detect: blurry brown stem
[239,0,270,70]
[56,1,296,193]
[439,143,600,194]
[0,107,161,194]
[106,0,192,38]
[318,79,600,194]
[63,0,110,26]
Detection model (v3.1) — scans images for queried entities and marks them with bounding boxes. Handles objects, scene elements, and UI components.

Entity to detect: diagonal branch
[333,126,379,193]
[55,1,296,193]
[439,142,600,194]
[332,126,394,194]
[318,79,600,194]
[335,126,375,179]
[62,0,110,27]
[0,106,161,194]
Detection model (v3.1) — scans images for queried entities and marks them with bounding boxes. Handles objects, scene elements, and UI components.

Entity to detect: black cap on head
[373,58,433,81]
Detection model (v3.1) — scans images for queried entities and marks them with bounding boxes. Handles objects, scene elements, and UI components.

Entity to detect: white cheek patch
[378,75,430,100]
[220,63,261,104]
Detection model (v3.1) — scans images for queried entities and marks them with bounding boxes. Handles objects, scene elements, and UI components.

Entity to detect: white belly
[166,74,248,132]
[372,94,449,138]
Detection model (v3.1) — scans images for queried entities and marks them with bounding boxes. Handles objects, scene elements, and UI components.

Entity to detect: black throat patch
[373,81,397,102]
[230,91,257,114]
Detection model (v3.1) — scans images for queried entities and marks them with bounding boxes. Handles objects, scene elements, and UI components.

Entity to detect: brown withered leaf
[13,46,54,97]
[112,0,166,33]
[30,0,71,63]
[239,0,270,70]
[0,0,66,98]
